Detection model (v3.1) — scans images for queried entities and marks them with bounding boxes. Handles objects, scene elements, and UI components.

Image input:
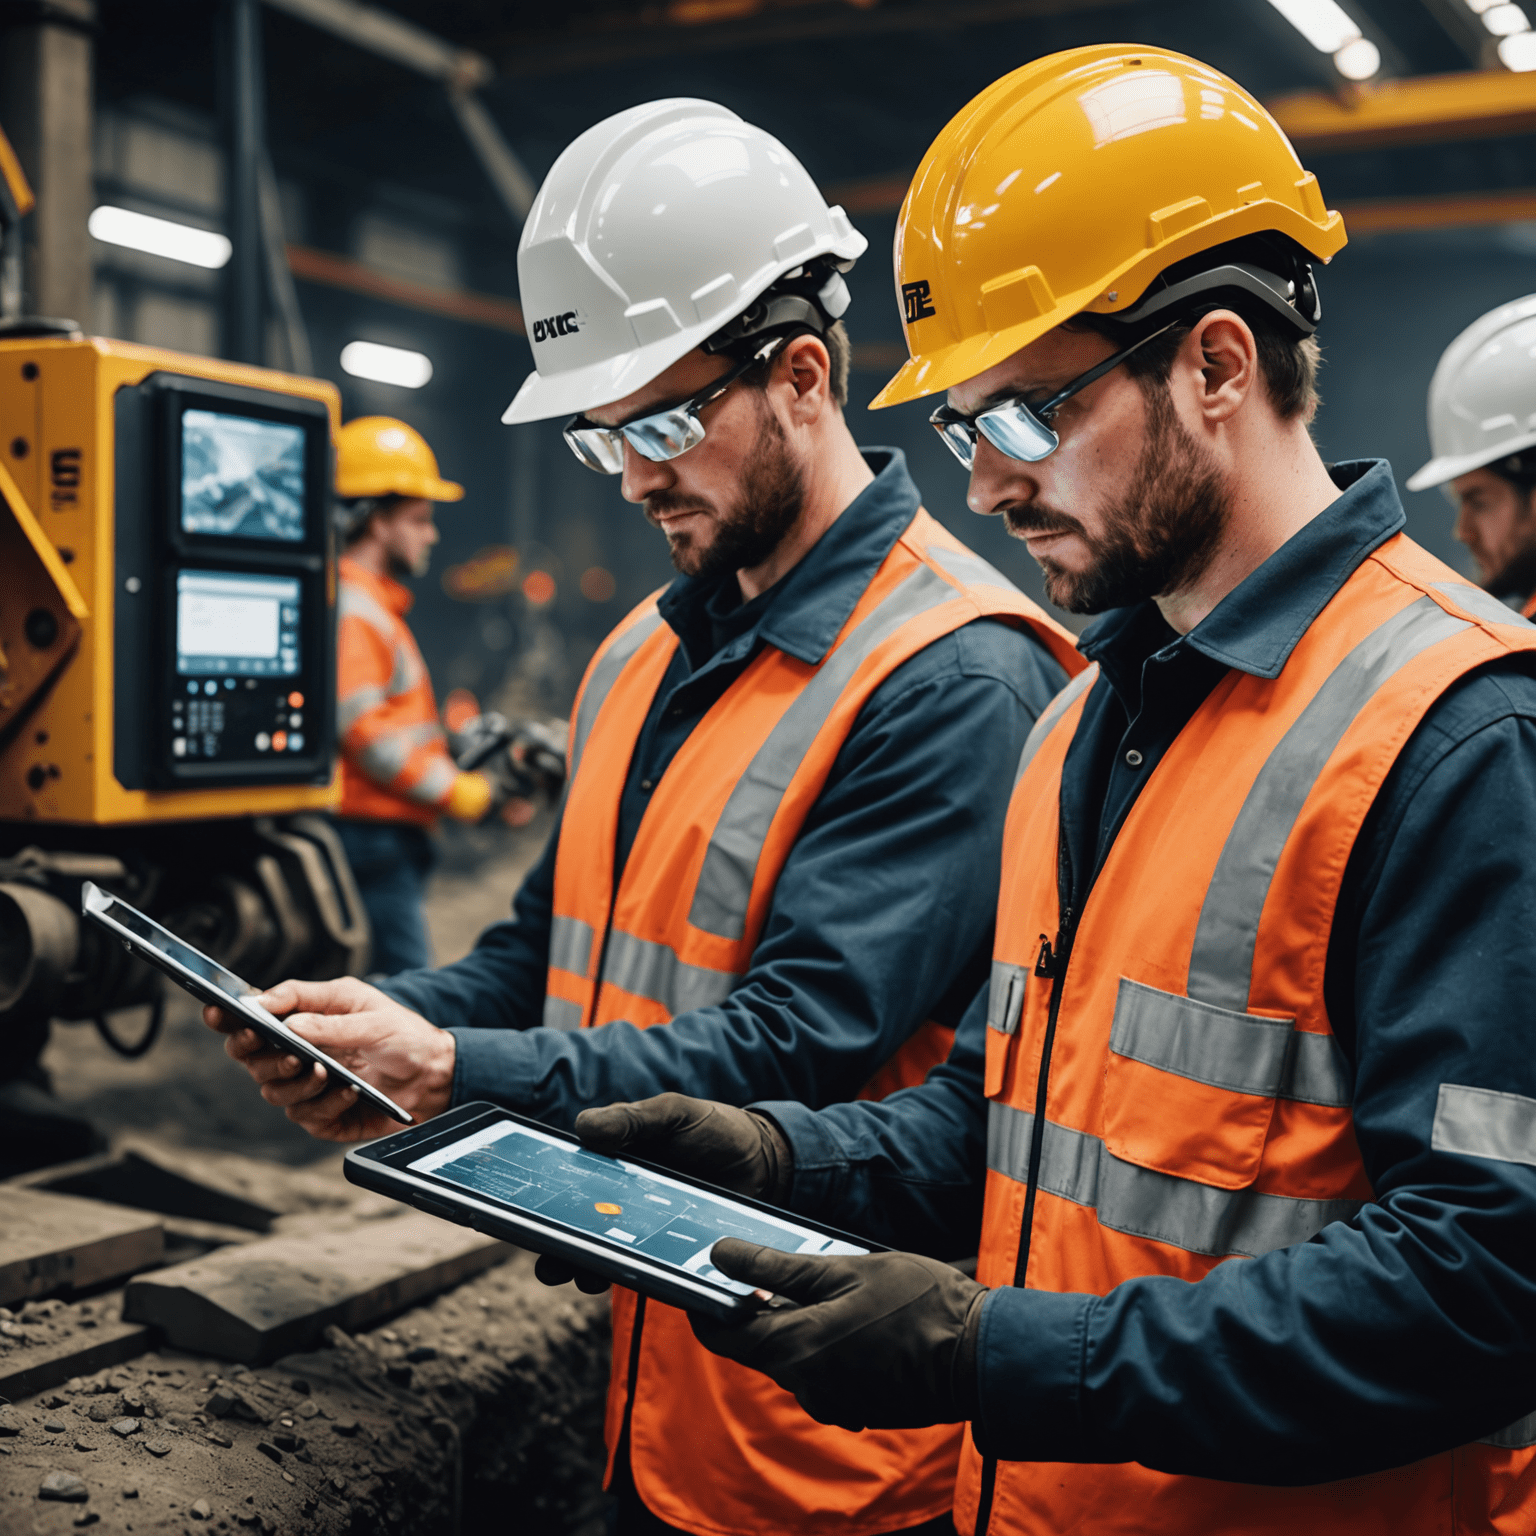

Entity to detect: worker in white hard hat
[1409,296,1536,617]
[203,98,1081,1536]
[332,416,524,974]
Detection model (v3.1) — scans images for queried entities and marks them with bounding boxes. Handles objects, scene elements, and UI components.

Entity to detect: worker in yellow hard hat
[556,45,1536,1536]
[332,417,512,974]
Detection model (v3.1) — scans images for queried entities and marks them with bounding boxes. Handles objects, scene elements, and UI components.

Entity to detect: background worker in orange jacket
[333,417,503,975]
[1408,296,1536,619]
[205,101,1080,1536]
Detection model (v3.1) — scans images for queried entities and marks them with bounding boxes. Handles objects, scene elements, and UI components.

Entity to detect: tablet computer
[344,1102,876,1321]
[80,880,411,1125]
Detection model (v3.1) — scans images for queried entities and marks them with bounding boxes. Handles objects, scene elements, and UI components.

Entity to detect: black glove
[689,1240,986,1432]
[532,1094,793,1295]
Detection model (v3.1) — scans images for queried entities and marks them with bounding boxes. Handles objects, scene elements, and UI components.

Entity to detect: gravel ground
[7,820,613,1535]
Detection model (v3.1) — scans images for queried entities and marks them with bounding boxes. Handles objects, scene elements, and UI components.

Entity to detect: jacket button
[1124,749,1144,767]
[640,779,654,790]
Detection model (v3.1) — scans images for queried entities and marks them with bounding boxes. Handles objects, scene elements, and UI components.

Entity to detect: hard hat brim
[336,472,465,502]
[1406,432,1536,493]
[502,329,705,425]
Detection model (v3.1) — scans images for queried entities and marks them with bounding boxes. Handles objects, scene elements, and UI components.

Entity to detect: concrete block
[0,1295,150,1402]
[0,1187,164,1307]
[123,1214,510,1364]
[24,1147,281,1231]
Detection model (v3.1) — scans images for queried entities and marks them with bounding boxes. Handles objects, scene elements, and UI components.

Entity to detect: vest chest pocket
[1102,978,1295,1191]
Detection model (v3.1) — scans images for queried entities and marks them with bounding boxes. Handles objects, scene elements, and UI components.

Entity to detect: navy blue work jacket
[381,449,1069,1127]
[762,461,1536,1483]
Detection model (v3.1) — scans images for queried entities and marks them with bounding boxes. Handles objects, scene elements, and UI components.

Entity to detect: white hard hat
[1408,294,1536,492]
[502,98,867,425]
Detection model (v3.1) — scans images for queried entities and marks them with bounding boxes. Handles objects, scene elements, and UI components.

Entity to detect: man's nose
[620,439,676,504]
[967,434,1037,517]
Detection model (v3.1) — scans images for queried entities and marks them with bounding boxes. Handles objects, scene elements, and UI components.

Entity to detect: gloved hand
[532,1094,793,1295]
[690,1241,987,1432]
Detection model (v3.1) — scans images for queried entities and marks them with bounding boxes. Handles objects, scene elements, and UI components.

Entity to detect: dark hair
[1066,235,1323,422]
[1487,451,1536,499]
[338,492,406,545]
[740,319,851,409]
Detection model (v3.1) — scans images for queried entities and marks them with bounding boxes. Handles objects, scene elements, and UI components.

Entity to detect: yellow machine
[0,129,367,1168]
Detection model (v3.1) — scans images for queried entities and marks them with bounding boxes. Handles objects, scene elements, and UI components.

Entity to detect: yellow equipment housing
[0,334,341,825]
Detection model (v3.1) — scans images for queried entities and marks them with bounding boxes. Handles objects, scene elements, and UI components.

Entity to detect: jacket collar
[1079,459,1405,683]
[656,448,922,669]
[339,554,414,617]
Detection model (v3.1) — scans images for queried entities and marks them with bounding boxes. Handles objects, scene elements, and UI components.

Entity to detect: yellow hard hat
[871,45,1347,410]
[334,416,464,501]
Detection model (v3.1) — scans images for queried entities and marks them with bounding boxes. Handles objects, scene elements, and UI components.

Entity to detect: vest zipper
[614,1293,648,1492]
[977,837,1078,1536]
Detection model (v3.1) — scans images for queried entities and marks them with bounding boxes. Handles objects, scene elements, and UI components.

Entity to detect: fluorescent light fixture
[1262,0,1362,55]
[1333,36,1381,79]
[1465,0,1502,11]
[340,340,433,389]
[1500,29,1536,65]
[88,205,232,269]
[1482,2,1531,34]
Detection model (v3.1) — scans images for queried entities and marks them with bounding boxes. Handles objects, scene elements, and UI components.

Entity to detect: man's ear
[1186,310,1258,426]
[780,333,833,421]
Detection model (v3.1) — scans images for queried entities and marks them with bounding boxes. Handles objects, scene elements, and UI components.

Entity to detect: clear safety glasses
[562,338,785,475]
[928,321,1179,471]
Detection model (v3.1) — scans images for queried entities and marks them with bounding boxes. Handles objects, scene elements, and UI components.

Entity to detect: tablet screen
[409,1119,867,1296]
[95,894,260,1002]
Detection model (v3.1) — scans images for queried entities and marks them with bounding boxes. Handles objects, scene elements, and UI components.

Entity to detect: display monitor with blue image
[181,408,307,543]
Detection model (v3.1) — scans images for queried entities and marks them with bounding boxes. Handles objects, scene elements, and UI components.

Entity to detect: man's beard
[645,406,805,584]
[1005,385,1231,614]
[1484,538,1536,602]
[387,549,431,580]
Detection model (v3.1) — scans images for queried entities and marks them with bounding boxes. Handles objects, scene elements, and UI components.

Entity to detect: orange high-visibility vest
[960,533,1536,1536]
[550,508,1082,1536]
[1521,590,1536,620]
[337,557,458,825]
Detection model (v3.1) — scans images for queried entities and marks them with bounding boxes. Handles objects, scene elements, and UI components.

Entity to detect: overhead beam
[1268,69,1536,152]
[488,0,1137,78]
[261,0,490,86]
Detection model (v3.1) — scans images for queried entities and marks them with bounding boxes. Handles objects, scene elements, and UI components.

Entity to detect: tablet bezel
[344,1102,882,1321]
[80,881,412,1125]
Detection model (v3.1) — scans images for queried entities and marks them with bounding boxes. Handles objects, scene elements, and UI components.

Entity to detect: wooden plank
[123,1214,510,1365]
[0,1188,163,1307]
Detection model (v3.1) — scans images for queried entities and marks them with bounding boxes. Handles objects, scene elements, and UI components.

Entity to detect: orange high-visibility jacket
[550,508,1081,1536]
[337,556,458,824]
[960,533,1536,1536]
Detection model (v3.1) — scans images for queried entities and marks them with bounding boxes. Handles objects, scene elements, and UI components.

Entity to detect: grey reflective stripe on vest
[1480,1409,1536,1449]
[926,542,1016,592]
[570,609,666,779]
[1015,666,1096,786]
[547,915,595,980]
[687,564,962,942]
[1187,596,1469,1015]
[1432,580,1535,630]
[1110,979,1351,1107]
[355,720,440,783]
[542,995,585,1032]
[987,1101,1363,1258]
[988,961,1028,1036]
[339,580,397,639]
[337,684,386,735]
[601,929,739,1015]
[1432,1083,1536,1167]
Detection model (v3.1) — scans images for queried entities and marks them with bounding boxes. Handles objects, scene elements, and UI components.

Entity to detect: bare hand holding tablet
[82,881,413,1125]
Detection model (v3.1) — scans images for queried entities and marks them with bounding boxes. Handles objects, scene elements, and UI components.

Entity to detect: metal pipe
[224,0,266,364]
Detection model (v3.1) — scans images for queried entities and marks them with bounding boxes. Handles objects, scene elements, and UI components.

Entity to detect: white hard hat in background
[502,98,867,425]
[1408,294,1536,492]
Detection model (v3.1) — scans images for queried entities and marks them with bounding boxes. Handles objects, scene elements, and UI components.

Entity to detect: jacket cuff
[971,1285,1095,1462]
[749,1099,852,1220]
[445,1025,538,1109]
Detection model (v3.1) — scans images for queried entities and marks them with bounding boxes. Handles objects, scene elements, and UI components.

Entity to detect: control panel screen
[181,408,307,543]
[176,570,300,678]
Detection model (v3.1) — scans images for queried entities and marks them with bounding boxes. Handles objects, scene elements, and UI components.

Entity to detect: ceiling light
[1483,3,1531,33]
[1262,0,1363,55]
[1333,36,1381,79]
[1465,0,1502,11]
[339,340,433,389]
[1500,29,1536,65]
[88,206,232,269]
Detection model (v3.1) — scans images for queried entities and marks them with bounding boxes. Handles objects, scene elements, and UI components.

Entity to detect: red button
[288,692,304,708]
[272,730,288,752]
